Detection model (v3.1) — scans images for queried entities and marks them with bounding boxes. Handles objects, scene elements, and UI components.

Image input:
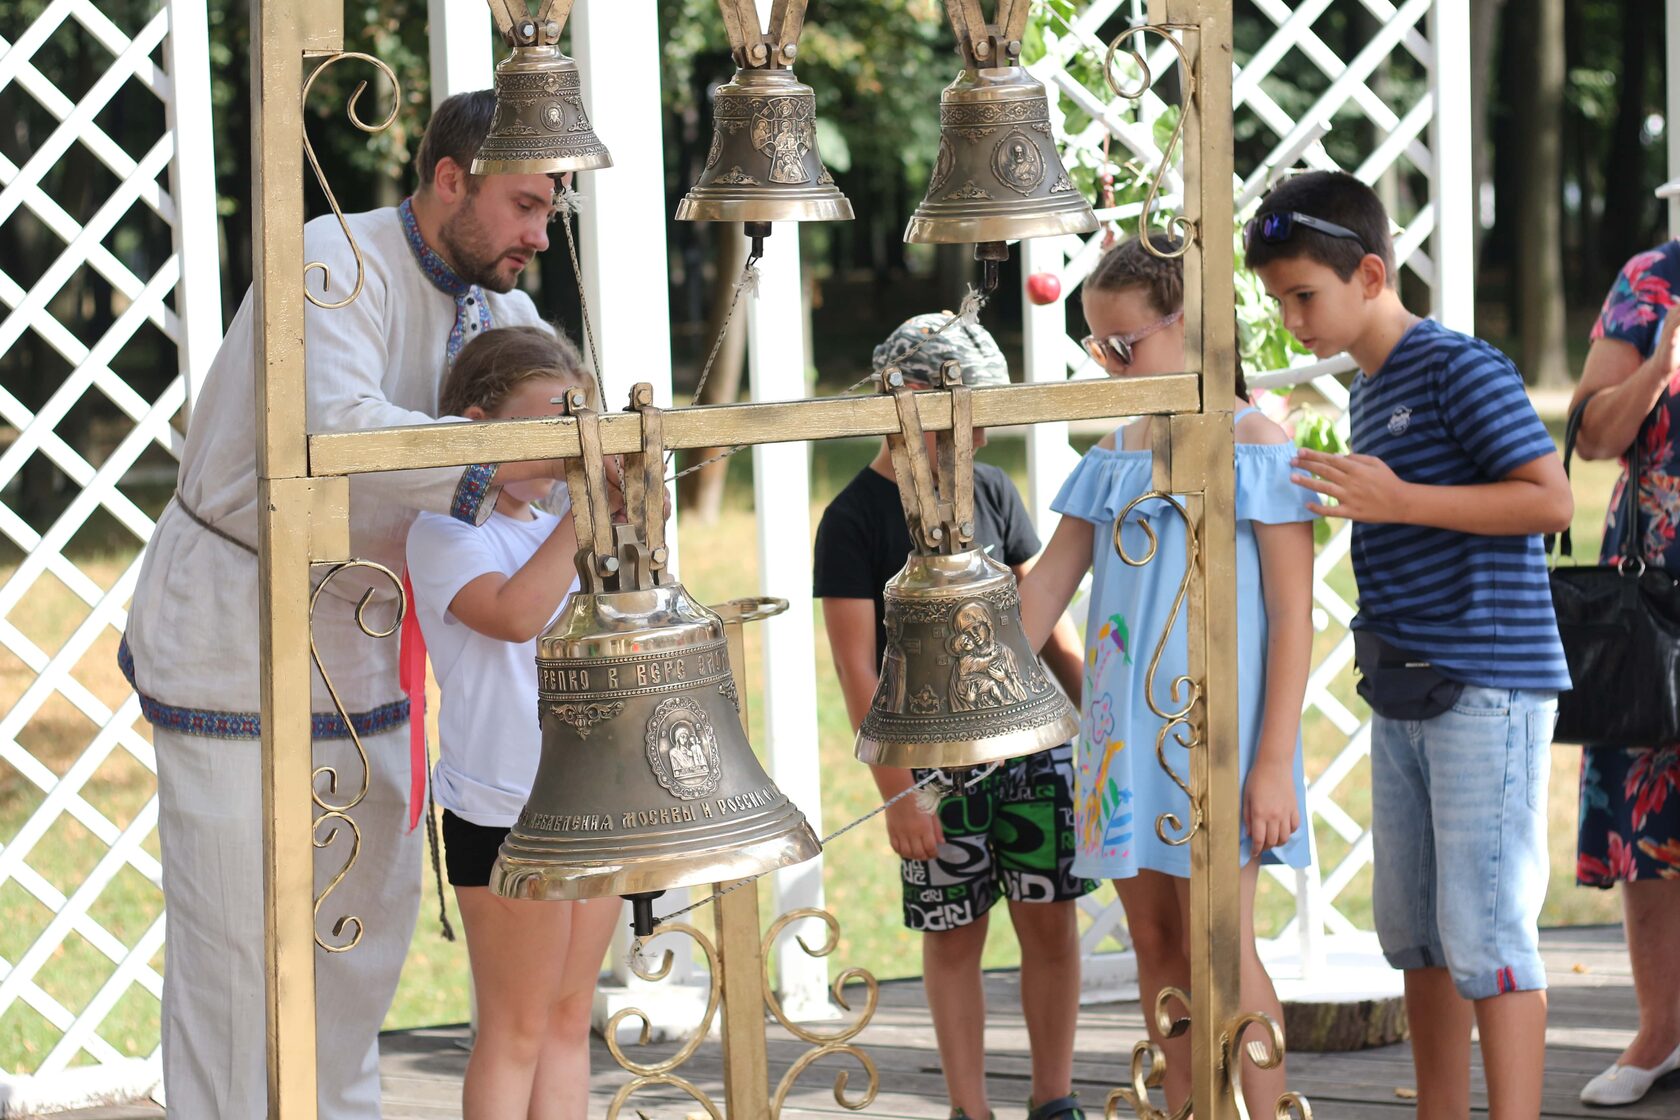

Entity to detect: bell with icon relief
[472,0,611,176]
[492,384,819,935]
[855,364,1079,770]
[904,0,1097,290]
[676,0,852,256]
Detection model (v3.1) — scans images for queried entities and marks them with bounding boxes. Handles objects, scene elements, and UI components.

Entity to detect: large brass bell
[471,0,611,176]
[675,0,852,255]
[904,0,1096,289]
[856,365,1079,769]
[493,385,819,933]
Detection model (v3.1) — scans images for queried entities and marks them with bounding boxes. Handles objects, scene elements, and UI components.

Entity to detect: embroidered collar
[398,196,471,297]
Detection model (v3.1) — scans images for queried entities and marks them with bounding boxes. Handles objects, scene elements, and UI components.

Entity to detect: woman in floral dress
[1567,242,1680,1107]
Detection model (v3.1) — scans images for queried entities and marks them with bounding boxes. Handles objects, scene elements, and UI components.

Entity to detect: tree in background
[1513,0,1569,387]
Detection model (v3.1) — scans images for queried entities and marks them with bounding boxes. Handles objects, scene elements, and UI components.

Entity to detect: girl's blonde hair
[440,324,590,417]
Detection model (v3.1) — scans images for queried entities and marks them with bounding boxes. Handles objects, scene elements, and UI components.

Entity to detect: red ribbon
[399,571,427,831]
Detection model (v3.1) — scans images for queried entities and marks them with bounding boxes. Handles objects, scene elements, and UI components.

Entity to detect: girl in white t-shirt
[406,325,615,1120]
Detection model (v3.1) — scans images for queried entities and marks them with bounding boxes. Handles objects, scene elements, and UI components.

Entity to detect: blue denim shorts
[1370,687,1556,1000]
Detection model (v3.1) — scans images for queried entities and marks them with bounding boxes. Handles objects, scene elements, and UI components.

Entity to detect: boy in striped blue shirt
[1250,171,1573,1120]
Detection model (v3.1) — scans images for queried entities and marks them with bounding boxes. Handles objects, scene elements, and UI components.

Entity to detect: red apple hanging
[1025,271,1062,305]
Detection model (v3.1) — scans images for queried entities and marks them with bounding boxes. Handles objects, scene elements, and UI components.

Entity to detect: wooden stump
[1283,994,1409,1052]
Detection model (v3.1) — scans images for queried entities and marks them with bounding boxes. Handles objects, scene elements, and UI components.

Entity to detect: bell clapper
[975,240,1010,293]
[625,891,667,939]
[744,219,771,262]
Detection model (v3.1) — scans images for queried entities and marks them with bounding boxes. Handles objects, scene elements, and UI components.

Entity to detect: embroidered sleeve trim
[451,462,500,525]
[117,634,409,741]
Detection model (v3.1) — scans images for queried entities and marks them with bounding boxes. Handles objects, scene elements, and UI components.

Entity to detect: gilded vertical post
[716,614,774,1117]
[1165,0,1241,1117]
[251,0,336,1113]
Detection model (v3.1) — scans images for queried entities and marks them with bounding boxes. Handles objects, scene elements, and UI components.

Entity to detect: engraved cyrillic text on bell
[472,20,611,176]
[676,67,852,224]
[857,548,1079,769]
[904,66,1096,247]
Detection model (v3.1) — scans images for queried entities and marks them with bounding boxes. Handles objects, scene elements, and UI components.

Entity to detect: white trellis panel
[0,0,220,1097]
[1023,0,1470,977]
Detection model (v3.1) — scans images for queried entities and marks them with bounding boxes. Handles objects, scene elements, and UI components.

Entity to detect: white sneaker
[1580,1041,1680,1107]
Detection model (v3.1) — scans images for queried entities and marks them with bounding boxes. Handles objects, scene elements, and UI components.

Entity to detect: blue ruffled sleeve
[1236,442,1316,524]
[1050,446,1153,524]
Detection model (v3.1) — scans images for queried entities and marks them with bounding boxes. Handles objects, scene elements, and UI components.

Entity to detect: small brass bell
[471,2,611,176]
[675,0,852,256]
[904,1,1096,289]
[493,385,819,934]
[855,365,1079,770]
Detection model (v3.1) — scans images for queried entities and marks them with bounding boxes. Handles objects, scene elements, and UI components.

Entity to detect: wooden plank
[57,926,1670,1120]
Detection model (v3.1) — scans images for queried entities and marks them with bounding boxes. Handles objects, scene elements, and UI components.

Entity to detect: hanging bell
[904,1,1096,289]
[675,0,852,256]
[493,385,819,934]
[855,366,1078,770]
[471,5,611,176]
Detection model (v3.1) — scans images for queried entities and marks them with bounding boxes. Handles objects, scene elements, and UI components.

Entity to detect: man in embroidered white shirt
[122,91,565,1119]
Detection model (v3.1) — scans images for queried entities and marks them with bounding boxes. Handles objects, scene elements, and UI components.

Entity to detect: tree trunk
[677,224,749,523]
[1564,0,1594,296]
[1469,0,1504,274]
[1512,0,1569,387]
[1602,1,1655,273]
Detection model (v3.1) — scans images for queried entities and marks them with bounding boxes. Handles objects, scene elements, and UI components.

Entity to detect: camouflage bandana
[871,312,1010,389]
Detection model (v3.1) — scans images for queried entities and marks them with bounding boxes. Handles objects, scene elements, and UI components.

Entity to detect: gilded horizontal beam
[307,372,1201,477]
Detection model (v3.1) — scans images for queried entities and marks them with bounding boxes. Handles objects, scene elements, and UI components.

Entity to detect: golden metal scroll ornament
[1103,25,1197,258]
[603,921,727,1119]
[763,909,881,1115]
[305,558,406,953]
[1109,986,1193,1120]
[300,53,401,309]
[1224,1011,1314,1120]
[1113,491,1203,845]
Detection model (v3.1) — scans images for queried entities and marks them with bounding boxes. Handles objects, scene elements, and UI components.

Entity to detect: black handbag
[1549,400,1680,748]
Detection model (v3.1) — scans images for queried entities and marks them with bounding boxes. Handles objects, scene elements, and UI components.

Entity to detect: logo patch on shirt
[1387,406,1412,435]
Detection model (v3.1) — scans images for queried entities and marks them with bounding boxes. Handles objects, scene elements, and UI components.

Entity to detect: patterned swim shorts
[901,741,1098,932]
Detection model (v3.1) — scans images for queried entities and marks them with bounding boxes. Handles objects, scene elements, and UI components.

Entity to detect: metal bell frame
[904,0,1098,290]
[854,362,1079,770]
[248,1,1271,1118]
[675,0,853,258]
[471,0,612,176]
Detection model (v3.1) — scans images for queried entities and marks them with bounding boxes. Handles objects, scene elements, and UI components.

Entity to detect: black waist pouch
[1353,631,1465,721]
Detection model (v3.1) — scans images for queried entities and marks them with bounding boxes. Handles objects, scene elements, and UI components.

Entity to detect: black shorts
[442,810,510,888]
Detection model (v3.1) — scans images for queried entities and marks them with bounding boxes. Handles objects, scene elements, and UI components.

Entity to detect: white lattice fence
[0,0,218,1097]
[1023,0,1471,975]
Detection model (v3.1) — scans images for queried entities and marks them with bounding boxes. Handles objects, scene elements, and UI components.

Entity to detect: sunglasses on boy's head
[1081,309,1184,368]
[1243,210,1368,255]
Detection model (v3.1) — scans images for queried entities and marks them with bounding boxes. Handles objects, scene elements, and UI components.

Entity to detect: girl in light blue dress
[1019,236,1315,1115]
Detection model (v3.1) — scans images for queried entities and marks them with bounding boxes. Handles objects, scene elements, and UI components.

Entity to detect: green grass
[0,423,1631,1072]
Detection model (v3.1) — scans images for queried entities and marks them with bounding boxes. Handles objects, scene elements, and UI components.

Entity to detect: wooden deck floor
[74,925,1665,1119]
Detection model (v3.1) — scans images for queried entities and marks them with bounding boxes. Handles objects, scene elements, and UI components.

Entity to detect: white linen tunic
[126,205,541,722]
[123,204,542,1119]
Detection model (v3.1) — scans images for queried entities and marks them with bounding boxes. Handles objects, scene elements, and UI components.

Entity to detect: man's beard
[438,194,520,293]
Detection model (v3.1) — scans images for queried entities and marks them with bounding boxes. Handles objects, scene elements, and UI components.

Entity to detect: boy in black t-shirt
[814,315,1095,1120]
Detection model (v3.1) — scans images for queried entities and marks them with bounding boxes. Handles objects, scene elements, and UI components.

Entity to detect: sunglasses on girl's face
[1243,210,1368,255]
[1082,309,1184,368]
